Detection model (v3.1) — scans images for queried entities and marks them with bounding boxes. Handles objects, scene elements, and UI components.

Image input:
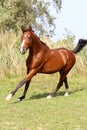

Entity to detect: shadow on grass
[12,86,86,103]
[29,87,86,100]
[29,93,49,100]
[29,91,66,100]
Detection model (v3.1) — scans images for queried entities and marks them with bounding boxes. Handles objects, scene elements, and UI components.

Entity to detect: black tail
[73,39,87,54]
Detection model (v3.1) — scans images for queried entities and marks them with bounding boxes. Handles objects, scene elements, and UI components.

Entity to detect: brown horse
[6,26,87,101]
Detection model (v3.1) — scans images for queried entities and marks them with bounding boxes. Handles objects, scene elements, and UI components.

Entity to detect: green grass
[0,74,87,130]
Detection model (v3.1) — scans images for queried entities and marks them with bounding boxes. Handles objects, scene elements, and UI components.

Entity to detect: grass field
[0,74,87,130]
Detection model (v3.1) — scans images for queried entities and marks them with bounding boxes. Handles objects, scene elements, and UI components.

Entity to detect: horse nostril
[19,47,26,54]
[23,48,25,51]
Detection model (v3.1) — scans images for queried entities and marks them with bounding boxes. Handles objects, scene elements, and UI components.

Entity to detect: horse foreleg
[5,69,37,101]
[17,80,31,101]
[5,79,26,101]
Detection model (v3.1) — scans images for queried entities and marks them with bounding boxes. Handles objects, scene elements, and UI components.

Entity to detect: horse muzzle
[19,47,26,54]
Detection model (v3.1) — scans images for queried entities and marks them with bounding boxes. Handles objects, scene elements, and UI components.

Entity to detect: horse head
[20,25,33,54]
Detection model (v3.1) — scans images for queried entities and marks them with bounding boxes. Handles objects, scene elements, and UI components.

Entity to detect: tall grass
[0,31,87,79]
[0,31,26,79]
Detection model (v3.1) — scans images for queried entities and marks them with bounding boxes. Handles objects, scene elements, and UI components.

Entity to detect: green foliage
[0,0,61,35]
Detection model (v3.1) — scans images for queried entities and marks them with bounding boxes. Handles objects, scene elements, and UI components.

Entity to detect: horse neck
[31,35,46,55]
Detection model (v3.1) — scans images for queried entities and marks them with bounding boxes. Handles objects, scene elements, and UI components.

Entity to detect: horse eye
[28,37,31,40]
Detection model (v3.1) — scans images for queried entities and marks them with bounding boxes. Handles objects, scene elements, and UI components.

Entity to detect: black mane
[40,40,49,48]
[40,40,46,45]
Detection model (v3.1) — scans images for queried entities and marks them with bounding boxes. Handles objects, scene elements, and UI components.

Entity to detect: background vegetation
[0,0,61,35]
[0,1,87,130]
[0,0,87,79]
[0,29,87,79]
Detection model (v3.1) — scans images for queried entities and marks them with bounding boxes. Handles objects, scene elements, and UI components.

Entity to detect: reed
[0,31,87,79]
[0,31,26,79]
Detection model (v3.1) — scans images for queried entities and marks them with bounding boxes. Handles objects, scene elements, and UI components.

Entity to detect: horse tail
[73,39,87,54]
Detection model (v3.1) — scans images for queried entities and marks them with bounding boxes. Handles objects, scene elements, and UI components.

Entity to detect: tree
[0,0,61,35]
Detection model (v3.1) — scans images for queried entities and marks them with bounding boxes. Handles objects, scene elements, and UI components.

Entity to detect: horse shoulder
[26,49,48,70]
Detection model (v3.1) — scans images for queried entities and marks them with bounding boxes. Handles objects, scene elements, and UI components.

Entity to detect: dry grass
[0,31,87,79]
[0,31,27,78]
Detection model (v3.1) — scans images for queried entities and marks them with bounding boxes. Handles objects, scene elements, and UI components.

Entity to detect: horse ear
[21,25,25,33]
[28,25,32,31]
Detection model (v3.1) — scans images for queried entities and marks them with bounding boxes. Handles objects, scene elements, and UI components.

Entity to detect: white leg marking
[17,98,21,102]
[64,92,69,96]
[64,89,69,96]
[47,95,52,99]
[5,94,12,101]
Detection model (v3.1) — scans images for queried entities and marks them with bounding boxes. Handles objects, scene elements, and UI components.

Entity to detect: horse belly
[41,56,65,74]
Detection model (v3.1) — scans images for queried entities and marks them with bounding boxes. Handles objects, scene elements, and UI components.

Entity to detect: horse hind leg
[63,77,69,96]
[51,76,69,97]
[47,64,72,99]
[47,74,66,99]
[63,60,75,96]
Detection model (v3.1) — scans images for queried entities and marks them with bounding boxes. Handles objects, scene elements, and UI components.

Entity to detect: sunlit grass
[0,31,87,130]
[0,74,87,130]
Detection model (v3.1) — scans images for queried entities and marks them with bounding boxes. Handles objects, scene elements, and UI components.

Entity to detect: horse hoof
[47,95,52,99]
[64,92,69,96]
[17,98,21,102]
[17,96,25,102]
[5,94,12,101]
